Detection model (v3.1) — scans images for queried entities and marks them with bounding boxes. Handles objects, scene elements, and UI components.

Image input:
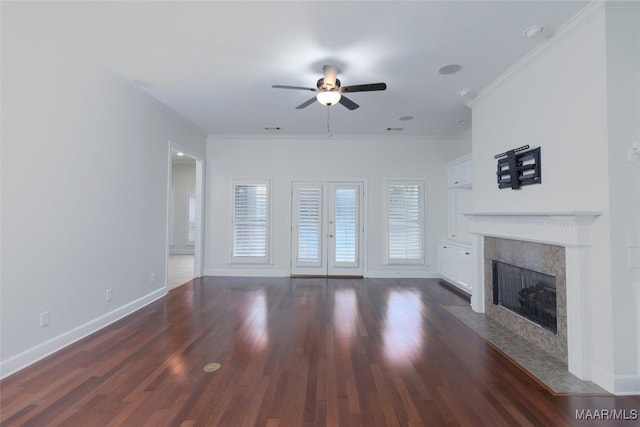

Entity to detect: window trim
[230,179,271,264]
[384,179,427,265]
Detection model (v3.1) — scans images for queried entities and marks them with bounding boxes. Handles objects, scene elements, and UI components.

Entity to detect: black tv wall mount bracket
[494,145,541,190]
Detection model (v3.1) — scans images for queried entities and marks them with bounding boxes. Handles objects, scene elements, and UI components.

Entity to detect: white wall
[205,135,465,277]
[605,7,640,390]
[170,163,197,254]
[0,8,206,377]
[469,3,640,394]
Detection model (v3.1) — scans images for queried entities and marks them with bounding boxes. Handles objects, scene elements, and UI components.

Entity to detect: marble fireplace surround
[465,212,601,381]
[485,237,567,363]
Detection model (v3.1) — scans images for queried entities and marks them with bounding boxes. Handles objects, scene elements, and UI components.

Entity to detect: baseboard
[203,269,440,279]
[590,365,616,394]
[203,268,290,277]
[364,270,440,279]
[169,248,195,255]
[438,279,472,299]
[0,288,166,380]
[613,374,640,395]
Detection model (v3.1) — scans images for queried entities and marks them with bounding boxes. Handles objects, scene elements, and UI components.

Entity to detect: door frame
[165,140,205,290]
[290,179,367,277]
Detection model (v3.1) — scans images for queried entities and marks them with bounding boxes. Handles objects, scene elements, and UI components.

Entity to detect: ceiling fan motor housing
[317,78,341,91]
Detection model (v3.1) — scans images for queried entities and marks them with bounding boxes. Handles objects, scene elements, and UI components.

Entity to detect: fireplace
[465,211,601,381]
[492,260,557,334]
[484,236,567,363]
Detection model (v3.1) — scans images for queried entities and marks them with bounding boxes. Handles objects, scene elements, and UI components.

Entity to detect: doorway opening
[291,181,364,277]
[166,142,204,290]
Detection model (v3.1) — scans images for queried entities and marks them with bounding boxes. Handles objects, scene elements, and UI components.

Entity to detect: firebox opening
[492,260,557,334]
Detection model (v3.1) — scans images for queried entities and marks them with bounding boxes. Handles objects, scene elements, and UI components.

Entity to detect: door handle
[329,234,334,238]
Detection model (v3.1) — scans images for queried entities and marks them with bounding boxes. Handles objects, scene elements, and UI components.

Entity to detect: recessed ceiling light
[457,89,477,100]
[438,64,462,75]
[386,127,404,131]
[522,24,547,39]
[176,152,184,156]
[398,116,414,121]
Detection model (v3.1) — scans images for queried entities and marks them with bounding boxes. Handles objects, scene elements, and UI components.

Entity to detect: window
[187,193,196,244]
[334,187,357,263]
[297,187,322,263]
[386,181,425,264]
[232,181,269,262]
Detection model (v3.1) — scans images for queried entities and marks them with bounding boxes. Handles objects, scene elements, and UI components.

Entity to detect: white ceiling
[16,1,588,137]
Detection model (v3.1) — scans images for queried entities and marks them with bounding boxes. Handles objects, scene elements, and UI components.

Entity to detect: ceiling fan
[272,65,387,110]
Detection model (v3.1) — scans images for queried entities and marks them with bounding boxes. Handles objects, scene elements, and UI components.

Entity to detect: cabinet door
[448,162,462,187]
[446,167,456,188]
[447,159,472,188]
[442,244,456,282]
[459,159,472,187]
[447,188,456,239]
[454,247,473,291]
[454,188,472,242]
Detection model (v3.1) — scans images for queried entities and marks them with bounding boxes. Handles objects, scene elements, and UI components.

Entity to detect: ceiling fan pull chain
[327,106,332,136]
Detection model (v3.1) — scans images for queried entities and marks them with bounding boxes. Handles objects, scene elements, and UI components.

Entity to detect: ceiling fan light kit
[316,91,341,106]
[272,65,387,110]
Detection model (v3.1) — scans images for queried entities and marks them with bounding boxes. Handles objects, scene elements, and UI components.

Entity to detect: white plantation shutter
[297,188,322,262]
[387,181,425,263]
[334,188,357,263]
[187,193,196,244]
[233,182,269,260]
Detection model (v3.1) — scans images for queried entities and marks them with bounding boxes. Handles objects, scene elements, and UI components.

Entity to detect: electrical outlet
[150,273,156,285]
[40,311,49,327]
[106,289,112,302]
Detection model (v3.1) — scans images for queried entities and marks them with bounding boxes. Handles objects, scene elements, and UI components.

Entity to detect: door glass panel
[297,188,322,262]
[334,188,357,263]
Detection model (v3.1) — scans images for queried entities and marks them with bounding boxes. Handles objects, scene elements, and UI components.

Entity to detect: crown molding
[206,133,466,142]
[467,1,606,108]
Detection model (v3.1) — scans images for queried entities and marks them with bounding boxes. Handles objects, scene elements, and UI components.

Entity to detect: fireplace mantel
[464,210,602,381]
[465,211,602,247]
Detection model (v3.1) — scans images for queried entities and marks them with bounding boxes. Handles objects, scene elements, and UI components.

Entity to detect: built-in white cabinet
[447,187,472,241]
[446,155,472,242]
[437,240,473,294]
[439,154,473,294]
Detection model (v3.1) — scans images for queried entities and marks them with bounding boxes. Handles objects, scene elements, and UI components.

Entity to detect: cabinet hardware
[465,252,470,255]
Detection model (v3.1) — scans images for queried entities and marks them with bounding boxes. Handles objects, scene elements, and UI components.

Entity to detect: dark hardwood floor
[1,277,638,426]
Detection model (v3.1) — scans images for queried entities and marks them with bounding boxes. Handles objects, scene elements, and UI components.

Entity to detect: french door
[291,181,363,276]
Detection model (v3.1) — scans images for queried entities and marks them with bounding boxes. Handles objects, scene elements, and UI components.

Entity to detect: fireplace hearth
[492,260,557,333]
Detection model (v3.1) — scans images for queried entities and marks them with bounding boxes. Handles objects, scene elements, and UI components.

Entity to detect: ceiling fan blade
[296,97,317,109]
[341,83,387,93]
[272,85,316,91]
[339,95,359,110]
